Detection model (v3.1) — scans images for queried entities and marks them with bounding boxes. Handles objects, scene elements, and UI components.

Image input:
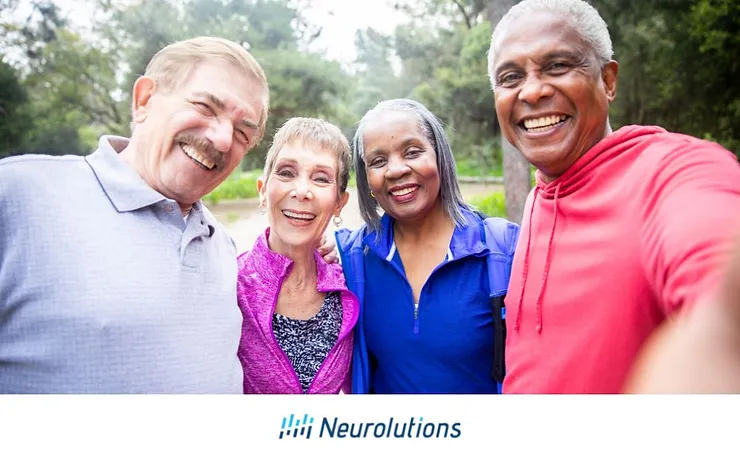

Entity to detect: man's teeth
[391,187,417,196]
[181,144,215,170]
[283,211,316,220]
[523,115,568,131]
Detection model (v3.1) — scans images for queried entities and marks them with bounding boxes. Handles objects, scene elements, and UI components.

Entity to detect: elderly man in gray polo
[0,37,269,393]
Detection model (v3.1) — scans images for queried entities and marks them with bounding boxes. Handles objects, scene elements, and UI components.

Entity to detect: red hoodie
[503,125,740,394]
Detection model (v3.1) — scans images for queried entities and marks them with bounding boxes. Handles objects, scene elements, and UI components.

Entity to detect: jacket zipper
[388,240,468,335]
[407,259,451,336]
[385,260,423,336]
[413,304,420,334]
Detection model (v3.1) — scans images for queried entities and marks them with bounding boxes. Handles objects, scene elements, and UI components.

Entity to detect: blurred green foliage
[203,170,261,205]
[469,190,507,218]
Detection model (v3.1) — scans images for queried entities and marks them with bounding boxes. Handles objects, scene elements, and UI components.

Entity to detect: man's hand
[625,231,740,393]
[318,234,339,264]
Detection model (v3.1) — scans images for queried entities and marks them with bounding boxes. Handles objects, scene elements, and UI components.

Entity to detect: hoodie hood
[514,125,666,333]
[535,125,666,198]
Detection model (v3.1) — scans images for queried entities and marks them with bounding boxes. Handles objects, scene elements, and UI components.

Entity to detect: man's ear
[131,76,156,124]
[602,60,619,103]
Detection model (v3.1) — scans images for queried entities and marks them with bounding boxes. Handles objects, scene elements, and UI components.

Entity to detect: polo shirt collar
[85,135,169,212]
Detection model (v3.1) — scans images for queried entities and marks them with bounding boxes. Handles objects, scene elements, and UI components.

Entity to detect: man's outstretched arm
[626,230,740,393]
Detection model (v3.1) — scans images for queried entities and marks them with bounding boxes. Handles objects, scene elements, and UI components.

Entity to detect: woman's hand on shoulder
[318,234,339,264]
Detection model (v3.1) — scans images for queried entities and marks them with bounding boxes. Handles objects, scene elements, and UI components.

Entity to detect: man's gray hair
[352,98,470,232]
[487,0,613,86]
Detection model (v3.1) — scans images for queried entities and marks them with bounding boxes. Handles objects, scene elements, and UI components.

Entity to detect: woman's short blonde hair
[143,36,270,144]
[263,117,351,194]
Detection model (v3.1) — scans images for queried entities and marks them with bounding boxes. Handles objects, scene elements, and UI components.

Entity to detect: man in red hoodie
[487,0,740,393]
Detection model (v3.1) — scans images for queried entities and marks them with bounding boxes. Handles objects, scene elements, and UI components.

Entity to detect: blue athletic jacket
[336,209,519,394]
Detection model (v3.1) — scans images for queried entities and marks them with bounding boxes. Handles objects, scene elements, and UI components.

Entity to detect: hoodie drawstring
[534,183,560,333]
[514,187,538,331]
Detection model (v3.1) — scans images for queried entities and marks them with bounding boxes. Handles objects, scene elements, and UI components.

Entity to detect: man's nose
[207,119,234,154]
[518,73,554,105]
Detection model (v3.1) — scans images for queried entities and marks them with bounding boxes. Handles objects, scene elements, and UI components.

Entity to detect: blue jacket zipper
[413,304,420,334]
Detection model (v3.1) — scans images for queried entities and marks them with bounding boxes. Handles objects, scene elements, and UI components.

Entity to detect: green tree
[1,1,103,155]
[594,0,740,156]
[0,59,31,157]
[348,28,404,120]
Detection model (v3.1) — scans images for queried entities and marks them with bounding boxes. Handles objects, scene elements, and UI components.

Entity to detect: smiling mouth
[180,143,216,170]
[389,186,419,197]
[282,210,317,222]
[520,114,570,134]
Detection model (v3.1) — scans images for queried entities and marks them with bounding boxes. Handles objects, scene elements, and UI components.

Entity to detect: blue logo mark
[279,413,314,439]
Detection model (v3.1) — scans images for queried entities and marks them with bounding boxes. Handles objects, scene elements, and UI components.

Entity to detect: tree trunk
[501,136,530,224]
[486,0,531,224]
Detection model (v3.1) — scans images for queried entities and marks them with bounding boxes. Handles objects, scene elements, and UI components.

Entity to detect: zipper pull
[413,305,419,334]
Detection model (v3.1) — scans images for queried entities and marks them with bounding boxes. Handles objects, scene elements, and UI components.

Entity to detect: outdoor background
[1,0,738,249]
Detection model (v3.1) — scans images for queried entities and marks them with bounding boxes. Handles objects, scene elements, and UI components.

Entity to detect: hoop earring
[370,191,375,198]
[333,216,343,227]
[259,204,266,215]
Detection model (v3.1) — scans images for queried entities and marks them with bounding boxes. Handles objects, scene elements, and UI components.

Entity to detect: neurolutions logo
[279,413,462,440]
[280,414,315,439]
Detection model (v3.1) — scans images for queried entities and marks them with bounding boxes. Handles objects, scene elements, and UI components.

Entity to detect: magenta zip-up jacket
[236,228,359,394]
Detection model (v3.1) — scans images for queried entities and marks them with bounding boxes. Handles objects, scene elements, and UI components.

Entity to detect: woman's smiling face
[361,111,442,224]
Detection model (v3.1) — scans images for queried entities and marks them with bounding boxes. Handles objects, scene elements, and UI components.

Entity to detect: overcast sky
[10,0,408,64]
[301,0,407,63]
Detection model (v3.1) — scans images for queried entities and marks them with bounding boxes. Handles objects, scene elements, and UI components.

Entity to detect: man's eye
[548,62,570,73]
[277,170,294,177]
[498,73,520,87]
[194,102,214,114]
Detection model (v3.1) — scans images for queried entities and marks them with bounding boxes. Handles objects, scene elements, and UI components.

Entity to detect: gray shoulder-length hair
[352,98,470,232]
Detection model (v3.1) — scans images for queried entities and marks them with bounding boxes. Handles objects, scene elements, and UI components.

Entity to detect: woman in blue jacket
[336,99,519,394]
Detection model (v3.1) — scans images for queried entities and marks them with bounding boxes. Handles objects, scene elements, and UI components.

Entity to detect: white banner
[1,395,737,463]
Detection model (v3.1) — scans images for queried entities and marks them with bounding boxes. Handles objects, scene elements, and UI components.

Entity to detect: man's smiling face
[132,59,265,206]
[491,10,618,181]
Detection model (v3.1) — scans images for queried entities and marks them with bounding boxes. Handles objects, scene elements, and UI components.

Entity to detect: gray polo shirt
[0,136,243,393]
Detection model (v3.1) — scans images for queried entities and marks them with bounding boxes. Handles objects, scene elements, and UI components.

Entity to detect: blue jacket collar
[362,208,489,263]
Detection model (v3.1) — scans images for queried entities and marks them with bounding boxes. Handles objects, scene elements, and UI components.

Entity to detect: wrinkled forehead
[192,60,265,99]
[493,10,588,66]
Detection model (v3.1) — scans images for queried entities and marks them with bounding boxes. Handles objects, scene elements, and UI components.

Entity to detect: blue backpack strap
[481,217,520,391]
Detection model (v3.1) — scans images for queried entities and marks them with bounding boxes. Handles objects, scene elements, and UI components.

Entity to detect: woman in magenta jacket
[236,117,358,394]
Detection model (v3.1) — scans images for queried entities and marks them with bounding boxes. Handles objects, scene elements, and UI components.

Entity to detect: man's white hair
[487,0,613,86]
